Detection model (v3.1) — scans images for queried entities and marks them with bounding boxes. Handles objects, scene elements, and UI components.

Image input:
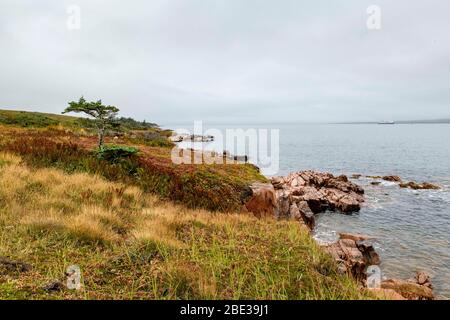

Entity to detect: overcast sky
[1,0,449,124]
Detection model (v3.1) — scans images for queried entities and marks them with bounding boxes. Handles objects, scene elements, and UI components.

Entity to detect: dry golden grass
[0,153,374,300]
[0,161,137,241]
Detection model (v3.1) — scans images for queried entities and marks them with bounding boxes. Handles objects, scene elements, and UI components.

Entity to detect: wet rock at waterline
[381,275,434,300]
[324,236,380,281]
[399,181,440,190]
[366,174,441,190]
[339,233,375,242]
[382,175,402,182]
[296,201,316,229]
[368,175,402,182]
[370,278,434,300]
[288,201,315,230]
[415,271,433,288]
[324,236,435,300]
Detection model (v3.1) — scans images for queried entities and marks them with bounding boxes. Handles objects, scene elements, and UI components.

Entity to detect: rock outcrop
[324,235,380,281]
[381,272,434,300]
[324,235,435,300]
[243,182,316,230]
[243,171,437,300]
[244,171,365,227]
[270,171,365,229]
[272,171,364,214]
[245,173,363,229]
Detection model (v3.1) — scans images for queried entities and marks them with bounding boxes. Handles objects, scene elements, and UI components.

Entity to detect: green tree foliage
[96,145,138,163]
[63,97,119,148]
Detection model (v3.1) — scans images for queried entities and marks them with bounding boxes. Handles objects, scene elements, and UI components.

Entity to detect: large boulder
[243,183,277,218]
[288,201,315,230]
[381,277,434,300]
[275,189,291,219]
[297,201,316,229]
[324,237,380,282]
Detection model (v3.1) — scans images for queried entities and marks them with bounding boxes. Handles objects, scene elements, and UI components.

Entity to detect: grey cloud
[1,0,449,123]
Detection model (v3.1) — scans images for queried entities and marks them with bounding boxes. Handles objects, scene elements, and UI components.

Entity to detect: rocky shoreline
[364,175,441,190]
[243,170,437,300]
[169,133,214,142]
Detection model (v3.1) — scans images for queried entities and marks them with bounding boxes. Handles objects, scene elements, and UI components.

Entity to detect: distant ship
[378,120,395,125]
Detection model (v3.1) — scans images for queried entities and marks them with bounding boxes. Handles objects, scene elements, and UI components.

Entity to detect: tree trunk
[98,127,105,149]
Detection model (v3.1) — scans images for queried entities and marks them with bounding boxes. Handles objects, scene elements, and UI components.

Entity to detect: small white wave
[364,195,388,209]
[380,181,397,187]
[313,229,338,244]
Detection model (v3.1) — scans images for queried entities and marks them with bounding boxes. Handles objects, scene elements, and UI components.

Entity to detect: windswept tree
[63,96,119,149]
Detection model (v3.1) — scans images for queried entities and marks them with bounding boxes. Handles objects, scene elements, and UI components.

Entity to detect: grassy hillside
[0,109,158,130]
[0,110,71,127]
[0,109,375,300]
[0,153,372,299]
[0,109,266,212]
[0,109,173,146]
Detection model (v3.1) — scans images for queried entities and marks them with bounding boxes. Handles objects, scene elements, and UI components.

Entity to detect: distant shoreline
[333,120,450,125]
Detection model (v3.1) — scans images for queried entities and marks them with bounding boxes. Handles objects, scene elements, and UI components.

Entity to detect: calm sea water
[168,123,450,298]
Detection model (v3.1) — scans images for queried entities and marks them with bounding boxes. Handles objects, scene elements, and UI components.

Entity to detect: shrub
[96,145,139,163]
